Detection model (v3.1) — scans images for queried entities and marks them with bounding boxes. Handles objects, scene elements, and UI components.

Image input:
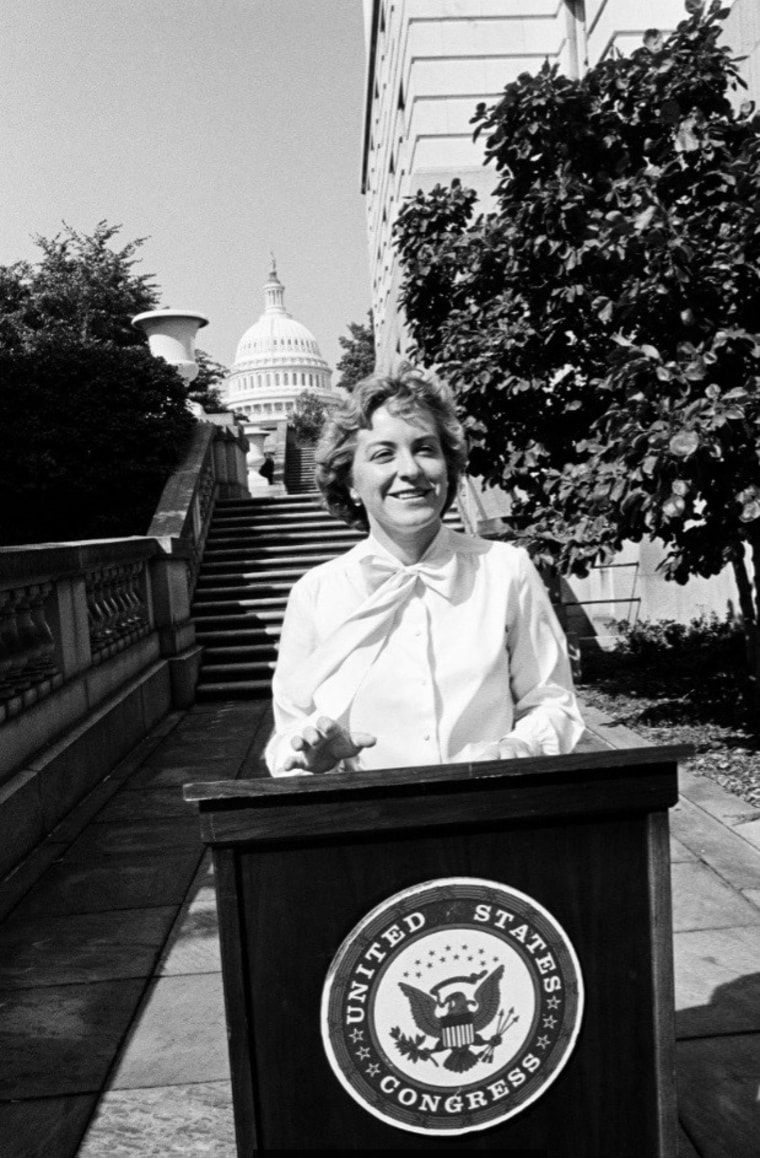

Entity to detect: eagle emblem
[391,965,517,1072]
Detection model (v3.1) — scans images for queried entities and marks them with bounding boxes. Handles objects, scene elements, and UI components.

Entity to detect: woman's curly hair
[314,366,467,530]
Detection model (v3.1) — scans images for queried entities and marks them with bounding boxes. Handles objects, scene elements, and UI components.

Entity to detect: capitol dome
[223,262,333,422]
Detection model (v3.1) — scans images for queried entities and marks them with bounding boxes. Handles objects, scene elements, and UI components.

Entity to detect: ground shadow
[676,972,760,1158]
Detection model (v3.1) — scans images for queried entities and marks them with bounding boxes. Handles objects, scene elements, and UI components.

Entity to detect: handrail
[148,417,248,597]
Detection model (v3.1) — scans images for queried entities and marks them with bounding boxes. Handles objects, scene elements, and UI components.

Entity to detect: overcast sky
[0,0,371,373]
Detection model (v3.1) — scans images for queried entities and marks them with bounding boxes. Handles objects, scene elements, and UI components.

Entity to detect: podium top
[184,744,689,802]
[183,745,689,847]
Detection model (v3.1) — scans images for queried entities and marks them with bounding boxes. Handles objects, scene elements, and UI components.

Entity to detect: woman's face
[349,403,448,560]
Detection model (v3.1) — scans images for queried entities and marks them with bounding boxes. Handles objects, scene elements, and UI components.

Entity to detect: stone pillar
[148,547,202,709]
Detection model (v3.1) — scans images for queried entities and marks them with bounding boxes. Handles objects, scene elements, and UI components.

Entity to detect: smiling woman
[264,367,584,776]
[348,405,448,562]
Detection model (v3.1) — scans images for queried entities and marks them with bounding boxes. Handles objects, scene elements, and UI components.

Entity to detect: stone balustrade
[0,417,249,884]
[86,561,151,662]
[0,582,62,715]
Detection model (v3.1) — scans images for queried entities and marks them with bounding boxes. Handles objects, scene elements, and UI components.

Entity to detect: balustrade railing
[0,541,160,733]
[188,451,216,596]
[0,583,62,716]
[148,417,246,599]
[86,561,151,663]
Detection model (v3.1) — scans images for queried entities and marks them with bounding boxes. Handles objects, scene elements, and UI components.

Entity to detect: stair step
[193,609,285,627]
[216,496,320,505]
[195,627,282,645]
[200,551,337,568]
[195,680,273,700]
[207,524,359,539]
[216,494,320,506]
[203,539,348,555]
[202,661,276,679]
[194,577,296,592]
[192,595,289,611]
[209,516,337,531]
[194,587,291,601]
[205,534,358,551]
[202,643,278,661]
[197,564,311,582]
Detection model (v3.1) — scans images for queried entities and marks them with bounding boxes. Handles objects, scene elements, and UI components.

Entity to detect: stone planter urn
[132,309,209,385]
[246,427,270,492]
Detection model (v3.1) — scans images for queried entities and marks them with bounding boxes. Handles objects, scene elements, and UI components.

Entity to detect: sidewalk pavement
[0,701,757,1157]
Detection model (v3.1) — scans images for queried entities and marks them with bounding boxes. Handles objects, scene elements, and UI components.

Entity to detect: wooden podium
[185,746,684,1154]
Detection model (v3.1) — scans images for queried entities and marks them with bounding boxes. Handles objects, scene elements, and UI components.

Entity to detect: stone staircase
[191,492,463,700]
[283,444,317,494]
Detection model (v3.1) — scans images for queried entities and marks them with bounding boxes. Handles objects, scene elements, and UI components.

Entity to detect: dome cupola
[224,260,333,423]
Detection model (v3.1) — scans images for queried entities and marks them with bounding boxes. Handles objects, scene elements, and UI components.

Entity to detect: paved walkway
[0,702,758,1156]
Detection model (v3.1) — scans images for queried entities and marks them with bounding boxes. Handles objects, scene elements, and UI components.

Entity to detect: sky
[0,0,371,374]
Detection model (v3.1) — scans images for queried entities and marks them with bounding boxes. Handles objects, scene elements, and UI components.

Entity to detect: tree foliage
[188,348,228,413]
[335,310,375,391]
[393,1,760,687]
[0,337,194,544]
[0,222,195,543]
[0,221,159,350]
[290,389,329,445]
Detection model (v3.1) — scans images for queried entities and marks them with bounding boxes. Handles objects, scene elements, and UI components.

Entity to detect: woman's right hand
[283,716,377,774]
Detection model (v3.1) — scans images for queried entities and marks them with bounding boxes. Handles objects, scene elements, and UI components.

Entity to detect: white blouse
[265,525,584,775]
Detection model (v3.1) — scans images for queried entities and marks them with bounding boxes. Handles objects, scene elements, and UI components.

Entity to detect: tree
[290,390,328,445]
[0,220,159,350]
[188,348,228,413]
[0,222,196,543]
[393,1,760,699]
[335,310,375,391]
[0,336,194,544]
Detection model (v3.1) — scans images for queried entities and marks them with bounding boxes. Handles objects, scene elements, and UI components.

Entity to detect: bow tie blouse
[265,525,584,775]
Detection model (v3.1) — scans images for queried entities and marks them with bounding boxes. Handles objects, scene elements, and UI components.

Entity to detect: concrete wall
[585,0,685,61]
[363,0,584,369]
[561,539,745,650]
[723,0,760,105]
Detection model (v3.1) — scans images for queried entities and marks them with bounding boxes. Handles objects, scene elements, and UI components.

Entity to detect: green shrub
[610,613,745,670]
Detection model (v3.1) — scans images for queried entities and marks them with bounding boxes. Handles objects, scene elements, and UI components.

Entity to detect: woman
[265,368,584,775]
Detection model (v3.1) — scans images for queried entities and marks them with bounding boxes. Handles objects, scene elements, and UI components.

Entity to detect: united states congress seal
[321,877,584,1136]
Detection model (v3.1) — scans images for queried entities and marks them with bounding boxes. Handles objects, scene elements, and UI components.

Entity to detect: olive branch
[389,1026,440,1065]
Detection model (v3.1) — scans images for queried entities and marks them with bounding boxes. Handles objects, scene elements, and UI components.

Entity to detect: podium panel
[185,747,684,1154]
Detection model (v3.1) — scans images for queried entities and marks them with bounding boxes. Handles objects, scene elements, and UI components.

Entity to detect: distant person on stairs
[259,453,275,484]
[265,367,583,775]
